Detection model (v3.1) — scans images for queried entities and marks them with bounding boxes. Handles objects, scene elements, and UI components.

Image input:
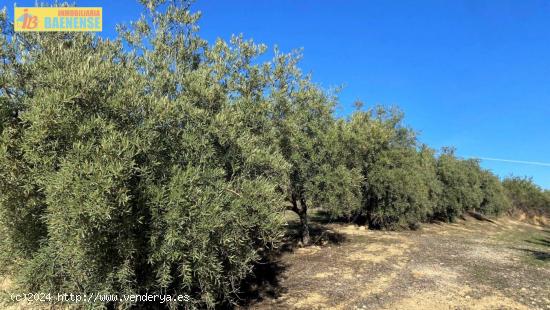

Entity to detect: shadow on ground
[525,237,550,247]
[512,248,550,262]
[282,220,347,250]
[234,258,288,308]
[235,213,347,308]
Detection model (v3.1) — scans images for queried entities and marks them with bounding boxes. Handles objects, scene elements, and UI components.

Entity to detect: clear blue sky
[4,0,550,189]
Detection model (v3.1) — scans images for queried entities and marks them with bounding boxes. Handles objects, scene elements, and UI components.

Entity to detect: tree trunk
[299,210,310,245]
[290,194,310,246]
[299,197,310,245]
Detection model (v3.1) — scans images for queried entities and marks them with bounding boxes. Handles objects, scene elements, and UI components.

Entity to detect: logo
[14,7,102,32]
[16,8,38,29]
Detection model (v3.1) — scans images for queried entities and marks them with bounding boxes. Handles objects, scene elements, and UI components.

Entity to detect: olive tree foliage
[328,108,509,229]
[0,1,289,308]
[0,9,44,274]
[360,145,441,229]
[331,107,439,229]
[308,118,363,220]
[478,170,512,216]
[331,107,408,224]
[433,148,512,221]
[503,176,550,216]
[0,17,149,301]
[434,149,483,221]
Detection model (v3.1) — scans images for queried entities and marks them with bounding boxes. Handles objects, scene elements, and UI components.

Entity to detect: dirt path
[246,216,550,310]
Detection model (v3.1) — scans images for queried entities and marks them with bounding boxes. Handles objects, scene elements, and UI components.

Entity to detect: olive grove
[0,1,536,309]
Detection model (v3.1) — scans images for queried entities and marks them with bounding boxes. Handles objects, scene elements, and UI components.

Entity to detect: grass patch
[493,227,550,266]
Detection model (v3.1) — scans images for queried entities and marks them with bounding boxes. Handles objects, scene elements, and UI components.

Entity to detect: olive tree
[478,170,512,216]
[264,51,365,244]
[0,2,288,308]
[337,107,433,228]
[503,176,550,215]
[434,149,483,221]
[358,145,440,229]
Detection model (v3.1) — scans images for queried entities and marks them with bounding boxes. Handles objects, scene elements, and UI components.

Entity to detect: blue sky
[4,0,550,189]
